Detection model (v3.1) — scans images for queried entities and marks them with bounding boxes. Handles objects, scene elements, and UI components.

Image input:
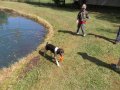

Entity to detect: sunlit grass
[0,1,120,90]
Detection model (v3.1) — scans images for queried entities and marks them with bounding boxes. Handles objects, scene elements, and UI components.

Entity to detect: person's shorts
[79,21,86,24]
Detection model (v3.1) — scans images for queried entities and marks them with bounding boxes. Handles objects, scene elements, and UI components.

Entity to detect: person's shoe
[110,64,116,70]
[83,34,86,37]
[76,32,80,35]
[116,65,120,71]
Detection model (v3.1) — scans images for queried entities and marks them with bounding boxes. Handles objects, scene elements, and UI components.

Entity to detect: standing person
[76,4,89,37]
[115,26,120,44]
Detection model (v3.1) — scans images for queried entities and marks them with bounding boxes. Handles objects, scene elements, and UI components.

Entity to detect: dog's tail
[46,42,48,45]
[45,42,49,47]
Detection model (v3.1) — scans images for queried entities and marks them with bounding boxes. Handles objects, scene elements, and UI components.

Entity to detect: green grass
[0,1,120,90]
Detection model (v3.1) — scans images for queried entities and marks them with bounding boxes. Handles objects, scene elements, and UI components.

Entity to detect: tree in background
[52,0,65,5]
[73,0,87,8]
[74,0,87,5]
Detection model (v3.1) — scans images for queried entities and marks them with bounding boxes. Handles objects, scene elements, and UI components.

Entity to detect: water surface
[0,11,47,68]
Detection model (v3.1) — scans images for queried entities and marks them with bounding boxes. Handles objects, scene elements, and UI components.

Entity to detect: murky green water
[0,11,47,68]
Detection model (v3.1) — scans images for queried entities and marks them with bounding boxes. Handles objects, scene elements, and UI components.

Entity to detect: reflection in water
[0,11,8,24]
[0,11,8,30]
[0,11,47,68]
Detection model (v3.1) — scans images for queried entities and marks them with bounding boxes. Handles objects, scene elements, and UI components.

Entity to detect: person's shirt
[77,9,89,21]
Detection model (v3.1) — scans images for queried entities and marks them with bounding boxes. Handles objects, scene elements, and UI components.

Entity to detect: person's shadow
[58,30,83,36]
[39,50,55,64]
[78,52,120,74]
[88,33,115,44]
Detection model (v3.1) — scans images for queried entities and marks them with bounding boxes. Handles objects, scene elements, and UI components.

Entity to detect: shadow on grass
[25,2,78,12]
[58,30,83,36]
[26,2,120,23]
[88,5,120,23]
[39,50,55,64]
[96,13,120,24]
[88,33,115,44]
[78,52,120,74]
[98,28,117,34]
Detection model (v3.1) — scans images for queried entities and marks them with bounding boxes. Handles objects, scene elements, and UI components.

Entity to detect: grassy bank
[0,1,120,90]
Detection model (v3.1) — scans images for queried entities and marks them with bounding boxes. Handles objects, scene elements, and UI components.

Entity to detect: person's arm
[86,11,89,19]
[76,12,80,23]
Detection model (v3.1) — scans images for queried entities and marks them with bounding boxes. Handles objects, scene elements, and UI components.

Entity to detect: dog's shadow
[39,50,55,64]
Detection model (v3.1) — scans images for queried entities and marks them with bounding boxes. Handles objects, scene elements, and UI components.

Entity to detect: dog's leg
[44,42,48,56]
[56,59,60,67]
[53,54,56,61]
[44,49,47,56]
[54,54,60,67]
[50,52,53,57]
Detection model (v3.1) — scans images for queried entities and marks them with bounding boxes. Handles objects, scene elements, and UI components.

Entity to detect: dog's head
[57,48,64,56]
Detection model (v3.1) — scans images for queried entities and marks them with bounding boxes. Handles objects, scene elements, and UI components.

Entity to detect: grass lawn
[0,1,120,90]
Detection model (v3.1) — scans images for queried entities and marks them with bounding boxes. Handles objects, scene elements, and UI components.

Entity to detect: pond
[0,11,47,68]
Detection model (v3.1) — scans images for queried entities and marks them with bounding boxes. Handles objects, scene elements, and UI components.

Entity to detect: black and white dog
[44,42,64,66]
